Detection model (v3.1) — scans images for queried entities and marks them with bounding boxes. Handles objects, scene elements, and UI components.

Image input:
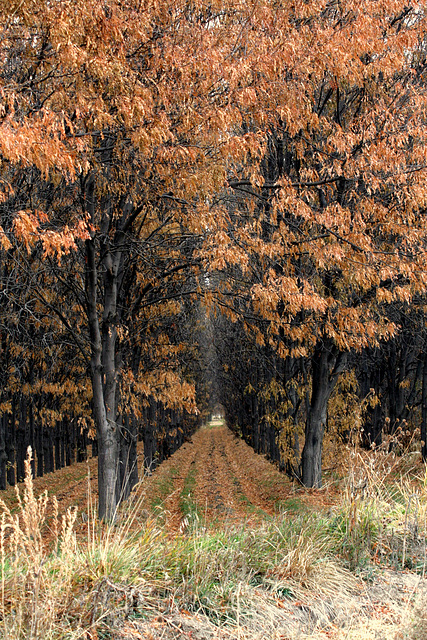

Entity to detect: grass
[330,443,427,576]
[279,496,311,515]
[227,472,269,519]
[0,459,354,637]
[149,464,179,521]
[179,462,199,523]
[0,441,426,639]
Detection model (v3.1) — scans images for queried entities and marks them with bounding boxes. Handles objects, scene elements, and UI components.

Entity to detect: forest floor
[0,420,339,536]
[1,421,426,639]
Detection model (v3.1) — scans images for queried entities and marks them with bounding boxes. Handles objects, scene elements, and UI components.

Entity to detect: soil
[135,421,332,533]
[0,420,338,530]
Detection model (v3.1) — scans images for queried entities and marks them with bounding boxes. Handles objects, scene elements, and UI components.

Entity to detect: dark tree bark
[84,172,120,519]
[43,426,54,474]
[0,413,7,490]
[128,414,139,487]
[16,396,27,482]
[70,419,76,465]
[301,340,347,488]
[6,399,16,486]
[118,412,138,501]
[143,400,157,474]
[54,421,61,471]
[36,398,44,477]
[29,401,36,477]
[65,420,71,467]
[359,349,384,447]
[60,420,66,468]
[422,351,427,463]
[83,168,145,519]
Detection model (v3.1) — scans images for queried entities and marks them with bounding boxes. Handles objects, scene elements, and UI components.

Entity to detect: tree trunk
[92,436,98,457]
[70,419,76,465]
[55,421,61,471]
[0,414,7,490]
[143,400,157,474]
[65,420,71,467]
[301,341,346,488]
[29,402,36,477]
[43,426,54,473]
[119,412,138,500]
[16,396,27,482]
[301,396,328,488]
[84,171,137,519]
[36,398,44,477]
[422,350,427,463]
[86,228,120,520]
[6,401,15,487]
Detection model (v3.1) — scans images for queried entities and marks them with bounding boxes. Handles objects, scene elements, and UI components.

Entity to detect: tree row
[2,0,427,514]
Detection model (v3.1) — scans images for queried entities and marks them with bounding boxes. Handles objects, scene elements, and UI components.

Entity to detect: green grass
[149,465,178,520]
[230,473,269,518]
[179,462,199,522]
[0,466,358,637]
[279,496,311,515]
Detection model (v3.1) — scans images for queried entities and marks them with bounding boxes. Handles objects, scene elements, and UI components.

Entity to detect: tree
[4,0,427,506]
[1,0,268,517]
[212,0,427,487]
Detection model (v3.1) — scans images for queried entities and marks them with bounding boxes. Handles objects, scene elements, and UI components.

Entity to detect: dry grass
[0,453,81,639]
[0,450,159,639]
[334,433,427,576]
[0,438,426,639]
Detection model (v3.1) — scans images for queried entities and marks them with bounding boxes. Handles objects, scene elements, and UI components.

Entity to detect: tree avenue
[1,0,427,513]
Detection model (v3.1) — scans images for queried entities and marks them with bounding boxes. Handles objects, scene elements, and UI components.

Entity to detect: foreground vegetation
[0,437,426,640]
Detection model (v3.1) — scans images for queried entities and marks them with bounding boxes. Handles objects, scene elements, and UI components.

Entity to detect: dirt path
[192,424,253,522]
[0,420,335,536]
[139,421,307,532]
[161,441,197,532]
[1,421,421,640]
[0,422,294,528]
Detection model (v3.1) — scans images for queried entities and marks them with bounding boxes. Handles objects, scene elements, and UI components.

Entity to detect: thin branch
[228,176,344,190]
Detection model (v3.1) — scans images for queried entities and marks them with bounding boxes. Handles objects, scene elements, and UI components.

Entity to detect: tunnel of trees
[2,0,427,517]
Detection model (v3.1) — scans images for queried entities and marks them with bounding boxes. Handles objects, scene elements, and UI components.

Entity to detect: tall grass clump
[152,513,358,625]
[10,443,426,638]
[0,449,165,639]
[331,429,427,574]
[0,449,81,639]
